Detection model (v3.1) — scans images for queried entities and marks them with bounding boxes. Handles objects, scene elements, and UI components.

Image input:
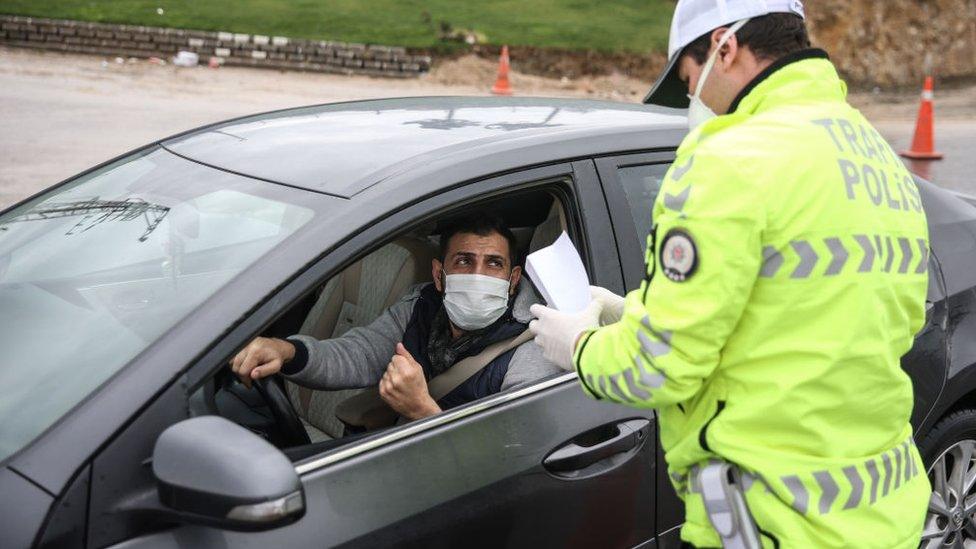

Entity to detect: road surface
[1,46,972,208]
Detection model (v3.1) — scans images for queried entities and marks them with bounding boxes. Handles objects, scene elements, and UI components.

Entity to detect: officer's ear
[710,26,740,71]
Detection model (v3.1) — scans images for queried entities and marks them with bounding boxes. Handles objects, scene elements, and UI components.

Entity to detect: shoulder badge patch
[660,229,698,282]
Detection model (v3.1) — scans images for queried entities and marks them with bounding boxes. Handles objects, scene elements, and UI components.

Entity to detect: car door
[594,152,685,546]
[109,161,659,548]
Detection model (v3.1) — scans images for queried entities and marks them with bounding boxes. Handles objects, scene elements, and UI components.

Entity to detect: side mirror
[152,416,305,531]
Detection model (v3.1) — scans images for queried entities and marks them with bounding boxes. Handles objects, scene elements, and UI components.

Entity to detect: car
[0,96,974,549]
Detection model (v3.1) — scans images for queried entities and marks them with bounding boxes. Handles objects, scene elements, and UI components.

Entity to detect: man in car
[231,213,560,423]
[529,0,931,547]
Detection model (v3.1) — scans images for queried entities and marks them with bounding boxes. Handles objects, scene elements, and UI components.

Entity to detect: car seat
[285,236,437,441]
[528,196,567,253]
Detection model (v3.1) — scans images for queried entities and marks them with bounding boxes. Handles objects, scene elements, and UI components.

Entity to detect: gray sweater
[286,282,562,393]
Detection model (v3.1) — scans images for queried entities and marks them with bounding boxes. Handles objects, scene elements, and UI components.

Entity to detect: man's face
[432,231,522,296]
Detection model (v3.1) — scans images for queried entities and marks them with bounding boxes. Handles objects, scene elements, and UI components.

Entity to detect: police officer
[528,0,931,547]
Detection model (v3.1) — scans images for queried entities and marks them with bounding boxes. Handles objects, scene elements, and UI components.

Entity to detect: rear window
[616,163,671,247]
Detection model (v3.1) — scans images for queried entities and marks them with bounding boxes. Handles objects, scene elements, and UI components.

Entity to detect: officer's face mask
[442,273,513,331]
[687,18,751,131]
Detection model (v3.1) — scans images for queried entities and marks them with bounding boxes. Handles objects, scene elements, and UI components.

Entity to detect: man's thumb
[396,342,414,360]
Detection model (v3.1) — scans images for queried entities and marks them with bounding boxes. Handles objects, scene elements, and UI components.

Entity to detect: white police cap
[644,0,805,108]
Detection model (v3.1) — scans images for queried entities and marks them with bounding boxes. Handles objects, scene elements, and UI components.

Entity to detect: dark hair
[683,13,810,65]
[438,212,520,267]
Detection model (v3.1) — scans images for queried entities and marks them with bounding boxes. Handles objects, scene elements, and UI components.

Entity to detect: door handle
[544,418,650,473]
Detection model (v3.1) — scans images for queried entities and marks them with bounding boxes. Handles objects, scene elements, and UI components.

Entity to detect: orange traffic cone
[491,45,513,95]
[900,76,944,160]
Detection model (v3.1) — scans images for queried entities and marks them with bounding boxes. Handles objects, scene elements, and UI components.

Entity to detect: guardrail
[0,15,431,78]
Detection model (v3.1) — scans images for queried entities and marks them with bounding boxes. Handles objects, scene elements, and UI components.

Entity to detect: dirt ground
[1,46,974,207]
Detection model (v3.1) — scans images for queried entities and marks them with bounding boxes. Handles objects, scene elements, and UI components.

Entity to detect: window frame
[181,159,624,472]
[595,151,676,291]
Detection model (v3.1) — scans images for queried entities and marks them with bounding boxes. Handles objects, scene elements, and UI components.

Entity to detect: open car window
[213,188,576,458]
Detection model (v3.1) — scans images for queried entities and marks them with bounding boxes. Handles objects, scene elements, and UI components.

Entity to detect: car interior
[200,187,576,458]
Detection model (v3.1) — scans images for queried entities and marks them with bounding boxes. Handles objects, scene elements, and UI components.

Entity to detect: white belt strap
[699,462,762,549]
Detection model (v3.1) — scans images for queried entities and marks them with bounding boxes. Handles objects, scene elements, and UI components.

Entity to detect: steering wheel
[254,376,311,447]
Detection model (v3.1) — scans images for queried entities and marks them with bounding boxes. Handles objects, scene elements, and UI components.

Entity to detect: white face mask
[687,18,751,131]
[442,273,513,331]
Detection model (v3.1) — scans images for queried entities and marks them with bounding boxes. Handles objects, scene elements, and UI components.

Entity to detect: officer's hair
[438,212,520,267]
[683,13,811,65]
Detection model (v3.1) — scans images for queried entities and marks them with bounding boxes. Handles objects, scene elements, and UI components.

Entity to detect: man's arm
[231,285,422,389]
[284,287,423,389]
[500,340,565,391]
[574,151,765,407]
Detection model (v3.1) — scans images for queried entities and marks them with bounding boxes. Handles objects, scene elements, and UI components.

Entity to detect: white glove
[528,301,602,370]
[590,286,625,325]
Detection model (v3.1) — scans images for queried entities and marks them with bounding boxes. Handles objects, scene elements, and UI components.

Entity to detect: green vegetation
[0,0,675,53]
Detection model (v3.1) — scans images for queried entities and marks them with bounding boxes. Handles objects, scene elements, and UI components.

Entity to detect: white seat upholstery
[529,197,568,254]
[285,237,436,440]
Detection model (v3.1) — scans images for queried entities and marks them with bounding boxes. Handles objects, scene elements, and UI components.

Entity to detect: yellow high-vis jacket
[573,50,931,548]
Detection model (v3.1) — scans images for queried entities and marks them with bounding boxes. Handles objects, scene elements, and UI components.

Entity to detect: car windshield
[0,148,319,463]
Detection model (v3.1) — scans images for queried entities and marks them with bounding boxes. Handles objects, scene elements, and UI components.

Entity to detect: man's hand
[529,300,602,370]
[379,343,441,421]
[229,337,296,388]
[590,286,626,325]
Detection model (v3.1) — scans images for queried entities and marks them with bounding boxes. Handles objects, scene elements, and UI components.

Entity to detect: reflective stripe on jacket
[573,49,930,548]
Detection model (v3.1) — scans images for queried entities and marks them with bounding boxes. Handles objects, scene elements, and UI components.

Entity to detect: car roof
[162,96,687,198]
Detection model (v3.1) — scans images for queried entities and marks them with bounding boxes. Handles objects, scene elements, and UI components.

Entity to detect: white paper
[525,232,591,313]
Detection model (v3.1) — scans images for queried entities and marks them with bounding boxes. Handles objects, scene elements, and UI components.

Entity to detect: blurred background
[0,0,973,207]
